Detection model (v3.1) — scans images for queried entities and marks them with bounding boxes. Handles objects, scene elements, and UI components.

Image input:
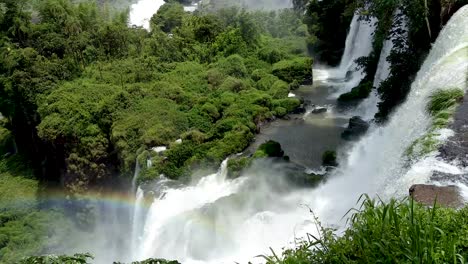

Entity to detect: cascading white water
[314,13,377,98]
[338,15,376,76]
[131,160,141,194]
[355,10,409,120]
[129,0,165,29]
[131,187,145,260]
[129,5,468,264]
[135,160,248,261]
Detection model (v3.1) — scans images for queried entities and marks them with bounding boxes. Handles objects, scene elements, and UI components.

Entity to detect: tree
[150,2,186,33]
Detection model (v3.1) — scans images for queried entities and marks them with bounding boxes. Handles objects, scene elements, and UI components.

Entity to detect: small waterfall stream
[355,9,409,120]
[316,13,377,97]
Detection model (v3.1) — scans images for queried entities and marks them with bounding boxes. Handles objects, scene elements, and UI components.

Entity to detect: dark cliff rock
[341,116,369,140]
[438,95,468,167]
[312,107,327,114]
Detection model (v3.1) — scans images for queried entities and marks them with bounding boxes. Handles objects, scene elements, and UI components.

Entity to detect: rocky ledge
[438,95,468,166]
[409,184,464,208]
[410,95,468,208]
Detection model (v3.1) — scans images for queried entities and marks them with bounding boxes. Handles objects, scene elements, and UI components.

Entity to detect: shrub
[251,69,269,82]
[212,54,248,78]
[258,47,285,64]
[206,69,226,88]
[201,102,220,120]
[338,81,373,102]
[273,98,301,112]
[269,80,289,99]
[220,77,247,92]
[274,107,288,117]
[272,57,312,83]
[256,74,280,91]
[227,157,252,179]
[20,253,94,264]
[254,140,284,158]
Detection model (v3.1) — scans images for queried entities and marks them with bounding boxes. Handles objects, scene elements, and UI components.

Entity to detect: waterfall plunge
[355,10,409,120]
[315,13,377,97]
[129,5,468,264]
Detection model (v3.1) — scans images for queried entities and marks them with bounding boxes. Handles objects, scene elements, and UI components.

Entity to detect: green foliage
[427,88,464,116]
[273,98,301,113]
[0,0,311,187]
[304,0,355,65]
[0,154,76,263]
[21,255,180,264]
[338,81,373,102]
[254,140,284,158]
[272,57,312,83]
[376,48,420,121]
[265,197,468,264]
[269,80,290,99]
[406,88,464,158]
[0,125,14,155]
[227,157,252,179]
[212,54,248,78]
[256,74,280,91]
[131,259,181,264]
[219,76,247,93]
[212,27,248,57]
[20,253,93,264]
[150,2,186,33]
[0,168,37,211]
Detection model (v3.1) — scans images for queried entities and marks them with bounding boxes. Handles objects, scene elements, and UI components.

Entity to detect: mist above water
[129,0,165,29]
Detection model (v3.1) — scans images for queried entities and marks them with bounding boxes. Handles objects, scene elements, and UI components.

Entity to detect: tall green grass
[406,88,464,158]
[264,196,468,264]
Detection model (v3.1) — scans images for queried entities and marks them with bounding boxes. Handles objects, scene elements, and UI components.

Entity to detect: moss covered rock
[338,81,373,102]
[322,150,338,167]
[254,140,285,158]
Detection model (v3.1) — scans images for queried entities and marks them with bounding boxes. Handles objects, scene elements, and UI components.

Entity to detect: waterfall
[355,10,409,120]
[127,5,468,263]
[131,160,141,194]
[338,14,376,76]
[135,159,249,261]
[129,0,166,29]
[335,4,468,201]
[131,187,146,260]
[314,13,377,97]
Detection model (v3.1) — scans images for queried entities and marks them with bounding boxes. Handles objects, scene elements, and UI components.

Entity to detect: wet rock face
[438,96,468,166]
[341,116,369,140]
[312,107,327,114]
[409,184,464,208]
[431,171,468,185]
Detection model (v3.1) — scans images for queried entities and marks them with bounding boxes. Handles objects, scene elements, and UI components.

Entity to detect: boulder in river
[291,106,306,114]
[341,116,369,140]
[409,184,464,208]
[312,107,327,114]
